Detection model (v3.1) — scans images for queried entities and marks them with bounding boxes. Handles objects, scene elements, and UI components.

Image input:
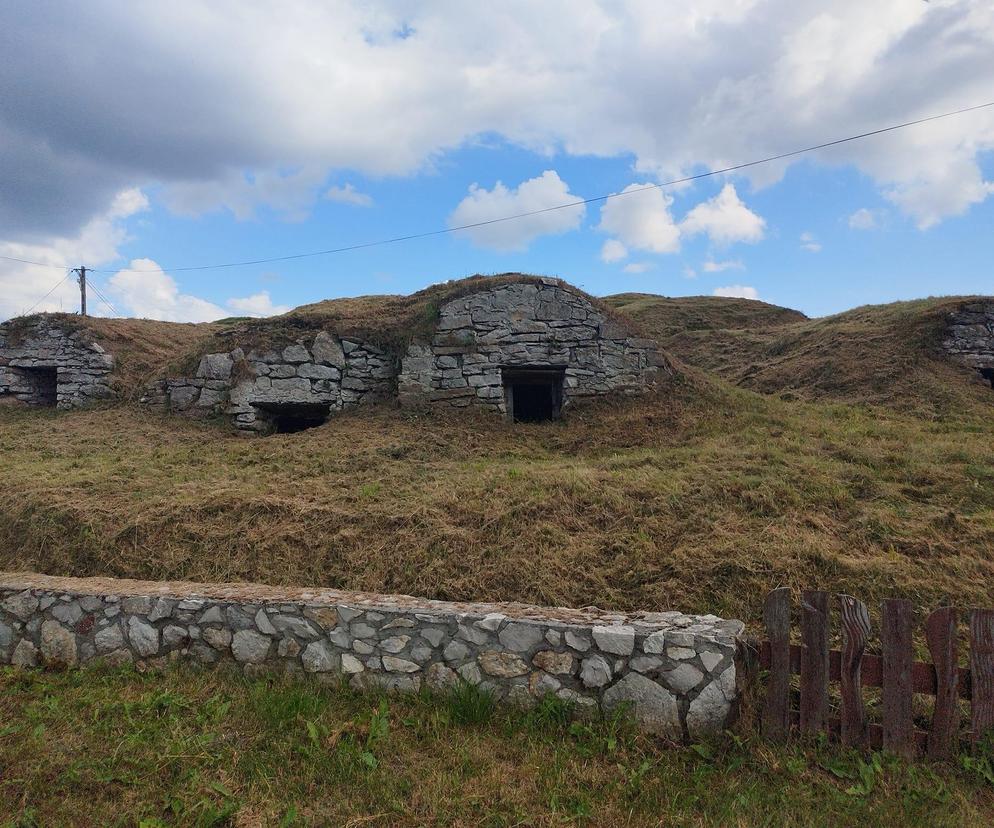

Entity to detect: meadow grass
[2,664,993,827]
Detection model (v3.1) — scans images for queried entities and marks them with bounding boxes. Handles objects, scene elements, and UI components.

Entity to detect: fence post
[839,595,871,747]
[799,590,829,735]
[925,607,959,760]
[970,609,994,746]
[881,599,915,758]
[762,587,791,741]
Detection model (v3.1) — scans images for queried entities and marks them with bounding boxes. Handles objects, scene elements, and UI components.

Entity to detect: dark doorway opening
[502,367,565,423]
[980,368,994,389]
[253,402,331,434]
[20,366,58,406]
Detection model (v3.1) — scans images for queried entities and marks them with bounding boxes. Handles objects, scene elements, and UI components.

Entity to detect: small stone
[51,602,82,625]
[11,639,39,667]
[278,638,302,658]
[443,640,470,663]
[700,651,724,673]
[271,614,319,639]
[686,682,731,739]
[232,630,271,664]
[328,628,351,648]
[302,641,337,673]
[303,607,339,628]
[202,627,232,650]
[602,673,681,738]
[337,606,362,623]
[255,610,277,636]
[498,622,544,653]
[529,671,561,696]
[382,656,420,673]
[662,663,704,694]
[545,630,562,646]
[630,656,663,673]
[580,654,612,688]
[380,635,411,654]
[456,624,490,645]
[641,631,668,655]
[162,625,188,648]
[532,650,574,675]
[410,645,433,664]
[39,596,56,611]
[199,606,225,624]
[225,607,255,631]
[341,653,364,674]
[351,623,377,638]
[282,344,311,363]
[457,662,482,685]
[667,646,697,661]
[421,628,445,648]
[95,624,124,654]
[148,599,174,623]
[79,596,103,612]
[565,630,590,652]
[121,597,153,615]
[127,617,159,658]
[478,651,529,678]
[425,663,458,691]
[0,621,11,648]
[381,617,415,630]
[2,591,39,620]
[593,625,635,656]
[41,620,77,666]
[353,640,374,655]
[476,613,506,632]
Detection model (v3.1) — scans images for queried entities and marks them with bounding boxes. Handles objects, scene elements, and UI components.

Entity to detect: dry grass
[2,366,993,627]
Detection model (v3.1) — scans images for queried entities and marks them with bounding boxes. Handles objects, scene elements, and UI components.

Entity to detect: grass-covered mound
[607,294,992,416]
[2,368,993,625]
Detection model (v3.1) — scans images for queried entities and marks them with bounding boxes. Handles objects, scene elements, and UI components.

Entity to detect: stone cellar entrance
[252,402,331,434]
[979,368,994,389]
[17,366,58,406]
[502,366,565,422]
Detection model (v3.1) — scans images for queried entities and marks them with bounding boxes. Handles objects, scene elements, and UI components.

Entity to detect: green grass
[1,665,993,826]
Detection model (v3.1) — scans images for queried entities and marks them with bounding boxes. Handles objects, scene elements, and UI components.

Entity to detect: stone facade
[398,280,665,414]
[142,332,395,432]
[0,573,743,739]
[943,301,994,384]
[0,319,114,408]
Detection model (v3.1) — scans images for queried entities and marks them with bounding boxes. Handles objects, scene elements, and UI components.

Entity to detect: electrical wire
[85,275,121,317]
[22,271,73,316]
[86,99,994,274]
[0,254,68,270]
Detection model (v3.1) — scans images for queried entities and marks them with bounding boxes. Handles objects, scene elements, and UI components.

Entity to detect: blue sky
[2,2,993,322]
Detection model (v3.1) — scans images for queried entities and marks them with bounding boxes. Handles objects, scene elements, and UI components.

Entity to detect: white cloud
[599,184,680,254]
[800,231,822,252]
[683,266,698,279]
[623,262,653,274]
[448,170,585,252]
[324,183,374,207]
[713,285,760,300]
[848,207,880,230]
[680,184,765,245]
[702,258,744,273]
[3,3,994,241]
[600,239,628,263]
[106,260,292,322]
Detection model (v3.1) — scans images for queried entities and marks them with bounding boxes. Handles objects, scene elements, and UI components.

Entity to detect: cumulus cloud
[598,185,680,254]
[1,2,993,243]
[623,262,653,274]
[713,285,760,300]
[600,239,628,262]
[324,183,374,207]
[107,260,291,322]
[680,184,765,245]
[702,258,744,272]
[448,170,584,251]
[800,231,822,252]
[848,208,880,230]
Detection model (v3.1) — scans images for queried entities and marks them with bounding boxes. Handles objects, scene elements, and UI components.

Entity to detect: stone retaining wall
[0,320,114,408]
[943,301,994,382]
[0,573,743,739]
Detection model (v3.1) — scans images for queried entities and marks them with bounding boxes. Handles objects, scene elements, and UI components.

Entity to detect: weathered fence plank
[762,587,791,741]
[881,599,915,758]
[839,595,871,747]
[925,607,959,760]
[799,590,829,735]
[970,609,994,744]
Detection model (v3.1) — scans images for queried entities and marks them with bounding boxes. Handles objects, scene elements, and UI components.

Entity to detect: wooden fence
[754,588,994,759]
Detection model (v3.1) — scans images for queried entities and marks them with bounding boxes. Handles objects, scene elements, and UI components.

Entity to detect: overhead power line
[0,254,68,270]
[91,99,994,275]
[22,271,73,316]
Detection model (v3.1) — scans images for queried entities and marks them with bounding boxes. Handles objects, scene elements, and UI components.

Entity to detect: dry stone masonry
[398,280,665,415]
[0,319,113,408]
[0,573,743,739]
[143,332,395,433]
[943,301,994,386]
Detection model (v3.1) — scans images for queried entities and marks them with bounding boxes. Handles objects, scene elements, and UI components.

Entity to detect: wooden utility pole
[72,266,87,316]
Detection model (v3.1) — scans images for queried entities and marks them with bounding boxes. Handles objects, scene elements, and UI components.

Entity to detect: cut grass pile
[2,369,993,627]
[2,664,993,826]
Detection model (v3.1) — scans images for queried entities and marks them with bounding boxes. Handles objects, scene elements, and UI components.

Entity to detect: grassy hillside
[2,371,993,626]
[607,294,992,416]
